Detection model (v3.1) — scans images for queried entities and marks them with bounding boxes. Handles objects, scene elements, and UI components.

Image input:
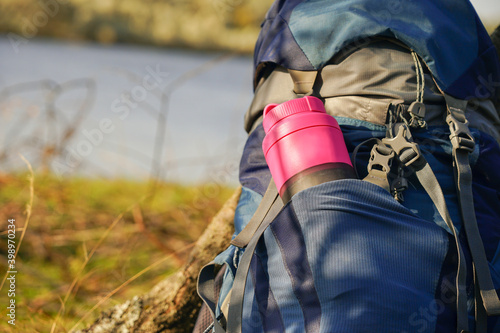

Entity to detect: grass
[0,171,234,332]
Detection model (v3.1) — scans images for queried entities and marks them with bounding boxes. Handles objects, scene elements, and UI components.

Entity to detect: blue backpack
[196,1,500,332]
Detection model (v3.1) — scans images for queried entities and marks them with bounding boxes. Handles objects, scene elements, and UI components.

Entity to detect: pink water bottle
[262,96,356,202]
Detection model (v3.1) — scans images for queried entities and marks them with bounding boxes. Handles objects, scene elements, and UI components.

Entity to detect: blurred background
[0,0,497,183]
[0,0,498,331]
[0,0,276,184]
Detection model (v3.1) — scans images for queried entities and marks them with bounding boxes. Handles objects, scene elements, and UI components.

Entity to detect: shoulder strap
[444,94,500,318]
[381,123,470,333]
[231,180,279,248]
[198,180,282,333]
[413,160,470,333]
[227,184,284,333]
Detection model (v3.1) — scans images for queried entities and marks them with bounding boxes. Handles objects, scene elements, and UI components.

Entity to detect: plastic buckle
[367,143,395,173]
[408,101,426,118]
[446,113,475,153]
[382,123,422,167]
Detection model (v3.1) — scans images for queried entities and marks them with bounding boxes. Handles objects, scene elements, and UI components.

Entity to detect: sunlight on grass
[0,172,234,332]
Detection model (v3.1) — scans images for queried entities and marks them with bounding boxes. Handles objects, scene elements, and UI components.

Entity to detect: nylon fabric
[239,125,271,195]
[193,303,214,333]
[242,268,264,333]
[434,233,462,333]
[269,206,322,332]
[249,254,285,332]
[214,248,238,318]
[254,0,500,99]
[342,124,470,234]
[214,187,263,317]
[253,0,312,87]
[205,83,500,332]
[197,262,229,333]
[259,223,307,332]
[412,161,469,332]
[208,124,500,332]
[232,181,278,248]
[227,197,284,333]
[196,2,500,329]
[232,187,264,237]
[291,179,451,332]
[346,124,500,331]
[456,146,500,317]
[245,67,296,133]
[472,135,500,265]
[245,41,500,142]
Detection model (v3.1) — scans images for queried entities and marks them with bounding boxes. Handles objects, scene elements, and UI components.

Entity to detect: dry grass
[0,171,234,332]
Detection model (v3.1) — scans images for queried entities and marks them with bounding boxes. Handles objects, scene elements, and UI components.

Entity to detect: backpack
[195,1,500,332]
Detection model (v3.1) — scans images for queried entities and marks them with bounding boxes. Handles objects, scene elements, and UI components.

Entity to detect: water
[0,37,254,184]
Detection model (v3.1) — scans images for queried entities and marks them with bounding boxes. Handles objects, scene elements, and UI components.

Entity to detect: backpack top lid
[254,0,500,101]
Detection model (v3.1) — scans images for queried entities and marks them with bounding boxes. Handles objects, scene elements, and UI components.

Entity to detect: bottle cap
[263,96,325,133]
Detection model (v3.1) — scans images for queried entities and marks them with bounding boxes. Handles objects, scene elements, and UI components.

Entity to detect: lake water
[0,37,255,184]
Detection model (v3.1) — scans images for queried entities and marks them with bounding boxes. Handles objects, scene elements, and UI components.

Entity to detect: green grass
[0,172,234,332]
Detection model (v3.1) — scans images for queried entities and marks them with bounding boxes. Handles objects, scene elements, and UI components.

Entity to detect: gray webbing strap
[475,265,488,333]
[197,261,227,333]
[444,94,500,318]
[197,181,280,333]
[382,123,469,333]
[226,195,284,333]
[413,161,470,333]
[231,180,279,248]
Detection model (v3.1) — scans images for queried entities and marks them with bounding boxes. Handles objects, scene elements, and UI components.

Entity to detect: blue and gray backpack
[196,0,500,332]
